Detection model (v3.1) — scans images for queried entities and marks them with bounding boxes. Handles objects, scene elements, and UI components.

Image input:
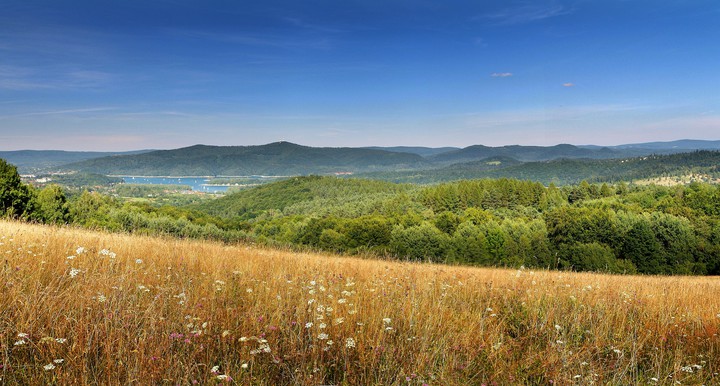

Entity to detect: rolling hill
[427,143,629,164]
[360,150,720,185]
[61,142,430,176]
[0,149,152,173]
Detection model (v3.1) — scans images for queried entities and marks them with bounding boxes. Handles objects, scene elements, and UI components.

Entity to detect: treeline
[4,157,720,275]
[196,176,720,275]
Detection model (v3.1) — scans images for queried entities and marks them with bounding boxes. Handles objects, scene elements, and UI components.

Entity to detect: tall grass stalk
[1,220,718,384]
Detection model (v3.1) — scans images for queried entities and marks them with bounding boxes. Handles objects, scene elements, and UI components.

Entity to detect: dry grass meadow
[1,220,719,385]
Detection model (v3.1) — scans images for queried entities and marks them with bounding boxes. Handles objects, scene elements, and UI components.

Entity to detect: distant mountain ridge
[427,143,628,163]
[362,146,460,157]
[583,139,720,150]
[0,149,153,173]
[3,139,719,177]
[61,142,429,176]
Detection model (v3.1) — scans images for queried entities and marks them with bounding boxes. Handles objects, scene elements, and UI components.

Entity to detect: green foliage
[390,222,450,262]
[558,242,637,274]
[361,150,720,185]
[32,184,70,224]
[9,155,720,276]
[0,158,35,218]
[115,184,192,197]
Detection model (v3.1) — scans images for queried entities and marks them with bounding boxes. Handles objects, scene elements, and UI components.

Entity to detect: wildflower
[97,294,107,303]
[345,338,356,348]
[241,363,249,369]
[554,324,562,331]
[170,332,183,339]
[69,268,81,278]
[17,333,29,339]
[13,340,26,346]
[55,338,67,344]
[334,317,345,325]
[211,365,220,374]
[76,247,85,255]
[318,333,329,340]
[222,330,230,338]
[246,288,253,293]
[382,318,391,324]
[216,374,232,381]
[66,255,75,260]
[135,259,143,264]
[53,359,64,364]
[305,322,313,329]
[318,323,327,329]
[326,340,333,346]
[43,363,56,371]
[338,298,347,304]
[239,336,248,342]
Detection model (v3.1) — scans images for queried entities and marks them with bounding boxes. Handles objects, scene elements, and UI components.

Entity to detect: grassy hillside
[62,142,429,176]
[1,220,719,385]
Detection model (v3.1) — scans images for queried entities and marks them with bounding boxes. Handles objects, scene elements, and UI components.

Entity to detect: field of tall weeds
[1,220,719,385]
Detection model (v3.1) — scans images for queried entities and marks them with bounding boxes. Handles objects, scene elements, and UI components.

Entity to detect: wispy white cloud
[0,65,114,91]
[164,29,334,50]
[281,17,344,34]
[2,107,115,118]
[477,2,572,26]
[491,72,513,77]
[562,82,575,87]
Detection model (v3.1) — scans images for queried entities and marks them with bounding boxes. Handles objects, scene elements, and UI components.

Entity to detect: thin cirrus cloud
[562,82,575,87]
[478,3,571,26]
[2,107,116,119]
[491,72,513,77]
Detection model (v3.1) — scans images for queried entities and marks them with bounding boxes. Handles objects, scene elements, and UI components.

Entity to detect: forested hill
[0,150,151,173]
[428,143,628,163]
[62,142,430,176]
[361,150,720,185]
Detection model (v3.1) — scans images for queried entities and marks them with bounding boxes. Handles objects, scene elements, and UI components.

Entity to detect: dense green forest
[4,155,720,275]
[360,150,720,185]
[61,142,429,175]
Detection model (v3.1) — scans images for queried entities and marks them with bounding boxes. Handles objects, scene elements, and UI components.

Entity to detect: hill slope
[362,150,720,185]
[62,142,429,176]
[0,149,152,173]
[3,220,719,384]
[428,143,628,163]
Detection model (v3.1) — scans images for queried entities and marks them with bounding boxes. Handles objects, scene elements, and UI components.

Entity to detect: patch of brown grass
[1,220,718,385]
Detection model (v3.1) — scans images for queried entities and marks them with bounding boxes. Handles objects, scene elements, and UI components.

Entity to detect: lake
[120,176,229,193]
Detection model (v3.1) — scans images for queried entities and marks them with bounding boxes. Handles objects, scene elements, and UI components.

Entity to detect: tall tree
[0,159,34,218]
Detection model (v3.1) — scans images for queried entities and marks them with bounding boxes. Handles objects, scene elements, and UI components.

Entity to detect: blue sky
[1,0,718,151]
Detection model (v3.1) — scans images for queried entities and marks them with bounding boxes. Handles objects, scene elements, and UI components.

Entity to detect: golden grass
[1,220,719,385]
